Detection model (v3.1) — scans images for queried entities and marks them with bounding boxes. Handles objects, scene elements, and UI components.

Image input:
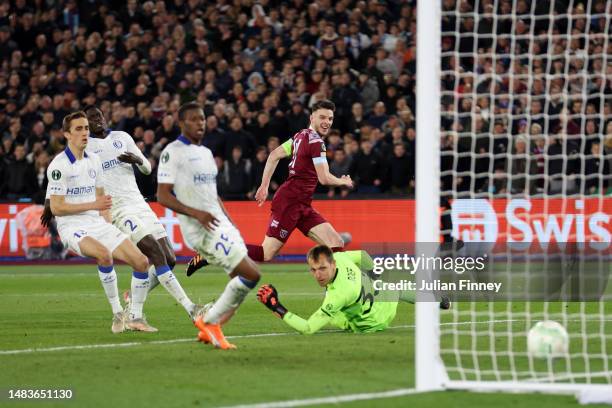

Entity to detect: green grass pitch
[0,264,608,407]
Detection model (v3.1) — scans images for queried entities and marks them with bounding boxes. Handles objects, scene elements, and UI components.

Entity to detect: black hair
[311,99,336,113]
[178,101,203,121]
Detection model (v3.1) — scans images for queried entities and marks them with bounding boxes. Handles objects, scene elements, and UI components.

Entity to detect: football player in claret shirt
[186,99,353,276]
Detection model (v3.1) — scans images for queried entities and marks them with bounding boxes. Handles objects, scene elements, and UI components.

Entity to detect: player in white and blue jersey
[156,102,261,349]
[83,106,204,327]
[46,111,150,333]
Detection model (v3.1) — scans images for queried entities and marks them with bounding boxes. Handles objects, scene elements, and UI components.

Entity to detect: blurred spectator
[222,146,252,200]
[388,142,413,195]
[350,139,383,194]
[1,144,36,200]
[328,148,352,198]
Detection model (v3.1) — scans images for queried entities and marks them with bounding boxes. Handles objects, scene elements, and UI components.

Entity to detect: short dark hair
[311,99,335,113]
[62,111,87,132]
[82,104,98,114]
[178,101,203,121]
[307,245,334,264]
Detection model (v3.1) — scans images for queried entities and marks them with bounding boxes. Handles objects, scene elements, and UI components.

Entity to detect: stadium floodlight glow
[416,0,612,400]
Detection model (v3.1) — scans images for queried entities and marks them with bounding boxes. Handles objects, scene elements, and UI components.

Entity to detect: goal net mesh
[437,0,611,386]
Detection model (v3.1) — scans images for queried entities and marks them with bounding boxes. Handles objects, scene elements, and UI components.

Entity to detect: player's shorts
[58,218,127,257]
[112,202,167,244]
[266,197,327,243]
[181,219,248,274]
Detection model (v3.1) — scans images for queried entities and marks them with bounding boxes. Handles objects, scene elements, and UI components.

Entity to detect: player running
[256,245,450,334]
[156,102,261,349]
[46,111,150,333]
[186,99,353,275]
[83,106,204,327]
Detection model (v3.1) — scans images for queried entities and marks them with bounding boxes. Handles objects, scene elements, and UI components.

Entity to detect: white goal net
[419,0,612,395]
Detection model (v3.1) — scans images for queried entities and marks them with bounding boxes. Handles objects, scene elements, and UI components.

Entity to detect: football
[527,320,569,359]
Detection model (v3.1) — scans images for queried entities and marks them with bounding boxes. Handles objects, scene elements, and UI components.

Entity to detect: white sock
[147,265,160,293]
[98,265,122,314]
[204,276,254,324]
[156,265,194,314]
[129,271,149,320]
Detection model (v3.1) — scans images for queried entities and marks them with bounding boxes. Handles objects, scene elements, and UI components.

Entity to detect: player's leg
[77,236,125,333]
[246,201,299,262]
[136,235,201,320]
[193,224,260,349]
[196,256,260,349]
[300,206,345,250]
[186,203,296,274]
[112,238,158,332]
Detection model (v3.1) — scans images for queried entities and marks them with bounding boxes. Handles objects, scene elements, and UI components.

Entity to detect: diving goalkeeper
[257,245,450,334]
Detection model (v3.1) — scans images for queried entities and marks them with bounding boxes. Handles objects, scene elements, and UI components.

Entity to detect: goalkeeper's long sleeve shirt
[281,250,396,334]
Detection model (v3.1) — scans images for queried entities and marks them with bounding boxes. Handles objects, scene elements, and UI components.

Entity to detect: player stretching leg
[257,245,450,335]
[186,100,353,275]
[83,106,204,324]
[157,102,261,349]
[47,112,151,333]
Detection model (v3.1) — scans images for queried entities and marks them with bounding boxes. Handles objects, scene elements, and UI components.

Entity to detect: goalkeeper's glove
[257,284,288,318]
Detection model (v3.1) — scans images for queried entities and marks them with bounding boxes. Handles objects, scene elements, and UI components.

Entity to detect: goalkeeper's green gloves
[257,284,288,318]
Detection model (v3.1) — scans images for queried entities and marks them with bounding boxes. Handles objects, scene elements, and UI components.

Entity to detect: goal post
[415,0,612,397]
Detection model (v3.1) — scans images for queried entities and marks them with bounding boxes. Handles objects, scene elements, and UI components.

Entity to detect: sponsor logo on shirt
[270,219,279,228]
[88,169,96,178]
[66,185,96,195]
[193,173,216,185]
[102,158,121,170]
[113,140,123,149]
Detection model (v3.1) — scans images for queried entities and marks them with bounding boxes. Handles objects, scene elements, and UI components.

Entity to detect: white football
[527,320,569,359]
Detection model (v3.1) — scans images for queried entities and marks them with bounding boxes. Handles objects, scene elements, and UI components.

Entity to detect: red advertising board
[0,198,609,258]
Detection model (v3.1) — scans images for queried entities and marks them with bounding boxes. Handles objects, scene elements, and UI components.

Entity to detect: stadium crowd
[0,0,610,203]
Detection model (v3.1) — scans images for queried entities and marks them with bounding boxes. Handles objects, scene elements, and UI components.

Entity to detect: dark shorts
[266,197,327,243]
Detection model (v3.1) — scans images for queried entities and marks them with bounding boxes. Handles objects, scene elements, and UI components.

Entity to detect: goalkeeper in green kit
[257,245,450,334]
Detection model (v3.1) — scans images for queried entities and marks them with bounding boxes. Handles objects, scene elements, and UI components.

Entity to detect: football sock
[204,276,258,324]
[246,244,264,262]
[98,265,123,314]
[156,265,194,314]
[147,265,160,293]
[129,271,149,320]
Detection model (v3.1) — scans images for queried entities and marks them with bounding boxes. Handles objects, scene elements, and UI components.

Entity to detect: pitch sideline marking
[0,320,520,356]
[216,387,421,408]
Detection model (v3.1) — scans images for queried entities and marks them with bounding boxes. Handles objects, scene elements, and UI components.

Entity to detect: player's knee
[165,252,176,269]
[134,254,149,272]
[262,246,278,262]
[97,249,113,266]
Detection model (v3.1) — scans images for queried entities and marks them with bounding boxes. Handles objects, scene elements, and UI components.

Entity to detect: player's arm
[47,163,111,216]
[118,134,152,175]
[314,160,353,188]
[49,193,111,216]
[40,198,54,228]
[254,141,291,206]
[97,187,112,223]
[257,284,347,335]
[156,183,219,231]
[343,250,374,271]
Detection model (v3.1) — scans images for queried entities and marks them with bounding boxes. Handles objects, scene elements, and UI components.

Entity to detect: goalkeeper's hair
[307,245,334,264]
[178,101,203,121]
